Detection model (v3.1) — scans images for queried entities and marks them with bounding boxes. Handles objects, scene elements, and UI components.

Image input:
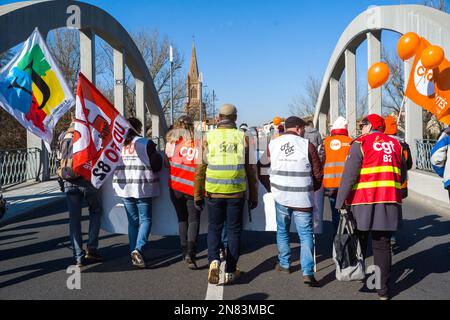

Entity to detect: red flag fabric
[73,73,130,188]
[405,38,450,125]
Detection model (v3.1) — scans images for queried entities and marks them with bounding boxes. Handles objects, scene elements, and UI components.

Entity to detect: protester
[58,113,103,267]
[113,117,162,268]
[304,120,324,160]
[165,115,201,269]
[239,123,249,133]
[195,104,259,285]
[323,117,352,232]
[431,126,450,202]
[336,114,407,300]
[277,124,285,134]
[384,115,413,248]
[385,115,413,198]
[269,116,323,287]
[303,120,325,234]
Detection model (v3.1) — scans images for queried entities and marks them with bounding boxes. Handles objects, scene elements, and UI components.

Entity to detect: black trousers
[356,230,392,297]
[169,189,200,257]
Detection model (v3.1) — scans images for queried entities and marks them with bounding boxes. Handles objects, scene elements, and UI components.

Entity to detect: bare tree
[97,29,186,125]
[289,75,321,117]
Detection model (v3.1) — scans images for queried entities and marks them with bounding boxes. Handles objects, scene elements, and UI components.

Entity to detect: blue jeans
[220,222,228,250]
[207,198,245,273]
[65,184,102,260]
[275,202,315,276]
[122,197,152,253]
[329,196,340,233]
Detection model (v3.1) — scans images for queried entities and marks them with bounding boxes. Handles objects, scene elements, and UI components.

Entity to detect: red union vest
[168,137,198,196]
[347,132,403,205]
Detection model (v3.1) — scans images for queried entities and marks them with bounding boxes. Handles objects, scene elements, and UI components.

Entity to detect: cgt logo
[180,146,198,161]
[414,59,435,97]
[373,141,395,154]
[330,139,342,151]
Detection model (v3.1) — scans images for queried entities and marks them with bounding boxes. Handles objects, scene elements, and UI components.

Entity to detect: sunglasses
[358,121,370,130]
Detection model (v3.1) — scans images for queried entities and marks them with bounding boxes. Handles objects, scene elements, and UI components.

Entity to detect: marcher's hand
[194,199,204,212]
[249,200,258,210]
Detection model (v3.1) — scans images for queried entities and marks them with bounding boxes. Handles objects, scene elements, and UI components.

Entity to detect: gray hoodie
[304,126,324,162]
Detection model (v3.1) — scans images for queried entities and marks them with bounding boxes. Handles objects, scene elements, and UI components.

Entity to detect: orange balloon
[273,117,282,126]
[368,62,390,89]
[397,32,420,61]
[421,45,445,69]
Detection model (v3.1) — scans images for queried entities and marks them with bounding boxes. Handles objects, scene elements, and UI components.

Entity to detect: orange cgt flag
[405,38,450,125]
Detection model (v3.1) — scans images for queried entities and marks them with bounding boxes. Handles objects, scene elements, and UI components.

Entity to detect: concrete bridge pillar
[345,48,357,137]
[80,28,96,84]
[318,113,328,137]
[151,114,160,141]
[135,79,147,137]
[114,47,125,115]
[329,77,339,126]
[367,30,382,115]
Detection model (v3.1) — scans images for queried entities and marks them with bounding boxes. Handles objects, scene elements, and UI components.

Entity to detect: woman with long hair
[113,117,162,268]
[165,115,201,269]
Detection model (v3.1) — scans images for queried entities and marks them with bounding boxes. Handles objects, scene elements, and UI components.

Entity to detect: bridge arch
[313,4,450,158]
[0,0,167,139]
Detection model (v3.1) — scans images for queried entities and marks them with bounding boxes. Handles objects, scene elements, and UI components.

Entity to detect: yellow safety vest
[205,128,247,194]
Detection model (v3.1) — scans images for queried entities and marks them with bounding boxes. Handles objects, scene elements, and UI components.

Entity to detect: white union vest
[269,134,314,208]
[113,136,160,198]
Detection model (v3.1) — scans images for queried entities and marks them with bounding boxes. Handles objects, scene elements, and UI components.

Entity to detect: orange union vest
[323,135,352,189]
[168,137,198,196]
[347,132,403,205]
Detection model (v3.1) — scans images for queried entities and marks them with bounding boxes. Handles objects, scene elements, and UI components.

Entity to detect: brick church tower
[184,42,206,121]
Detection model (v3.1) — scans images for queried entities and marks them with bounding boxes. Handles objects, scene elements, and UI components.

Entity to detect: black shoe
[274,263,291,274]
[379,294,390,300]
[131,250,147,269]
[219,248,226,261]
[85,248,104,262]
[185,255,198,270]
[303,275,320,287]
[75,257,85,267]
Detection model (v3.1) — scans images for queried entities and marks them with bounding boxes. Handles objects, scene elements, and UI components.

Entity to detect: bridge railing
[0,148,60,188]
[415,139,437,173]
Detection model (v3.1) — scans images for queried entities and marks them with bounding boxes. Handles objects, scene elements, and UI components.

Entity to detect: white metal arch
[313,4,450,143]
[0,0,167,135]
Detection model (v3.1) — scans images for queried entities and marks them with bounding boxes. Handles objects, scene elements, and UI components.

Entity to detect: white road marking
[205,262,225,300]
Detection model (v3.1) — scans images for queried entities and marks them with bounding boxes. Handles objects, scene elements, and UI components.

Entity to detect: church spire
[188,41,199,81]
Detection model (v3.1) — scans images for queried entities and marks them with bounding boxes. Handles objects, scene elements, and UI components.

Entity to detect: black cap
[285,116,306,129]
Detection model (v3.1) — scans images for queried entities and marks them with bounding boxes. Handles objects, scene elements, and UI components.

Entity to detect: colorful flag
[0,28,74,149]
[73,73,129,189]
[405,38,450,125]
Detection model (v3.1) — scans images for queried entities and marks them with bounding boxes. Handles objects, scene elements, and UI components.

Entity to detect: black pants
[356,230,392,296]
[169,189,200,258]
[207,197,245,273]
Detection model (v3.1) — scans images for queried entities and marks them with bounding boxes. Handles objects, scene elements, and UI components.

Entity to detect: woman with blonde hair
[165,115,201,269]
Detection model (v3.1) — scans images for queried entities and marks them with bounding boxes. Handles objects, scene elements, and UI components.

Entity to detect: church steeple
[188,41,199,81]
[184,40,206,122]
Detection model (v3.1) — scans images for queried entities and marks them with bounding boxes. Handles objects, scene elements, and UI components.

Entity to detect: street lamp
[199,72,203,128]
[169,45,174,126]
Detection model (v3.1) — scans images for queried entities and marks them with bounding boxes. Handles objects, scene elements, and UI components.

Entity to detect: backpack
[56,128,80,181]
[332,210,365,281]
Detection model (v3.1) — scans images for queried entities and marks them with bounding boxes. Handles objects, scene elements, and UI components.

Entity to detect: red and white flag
[73,73,130,188]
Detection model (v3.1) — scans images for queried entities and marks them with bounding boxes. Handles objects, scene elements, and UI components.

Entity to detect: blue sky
[2,0,448,125]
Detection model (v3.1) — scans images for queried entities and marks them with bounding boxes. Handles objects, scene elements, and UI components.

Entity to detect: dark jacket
[335,132,407,231]
[194,120,259,202]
